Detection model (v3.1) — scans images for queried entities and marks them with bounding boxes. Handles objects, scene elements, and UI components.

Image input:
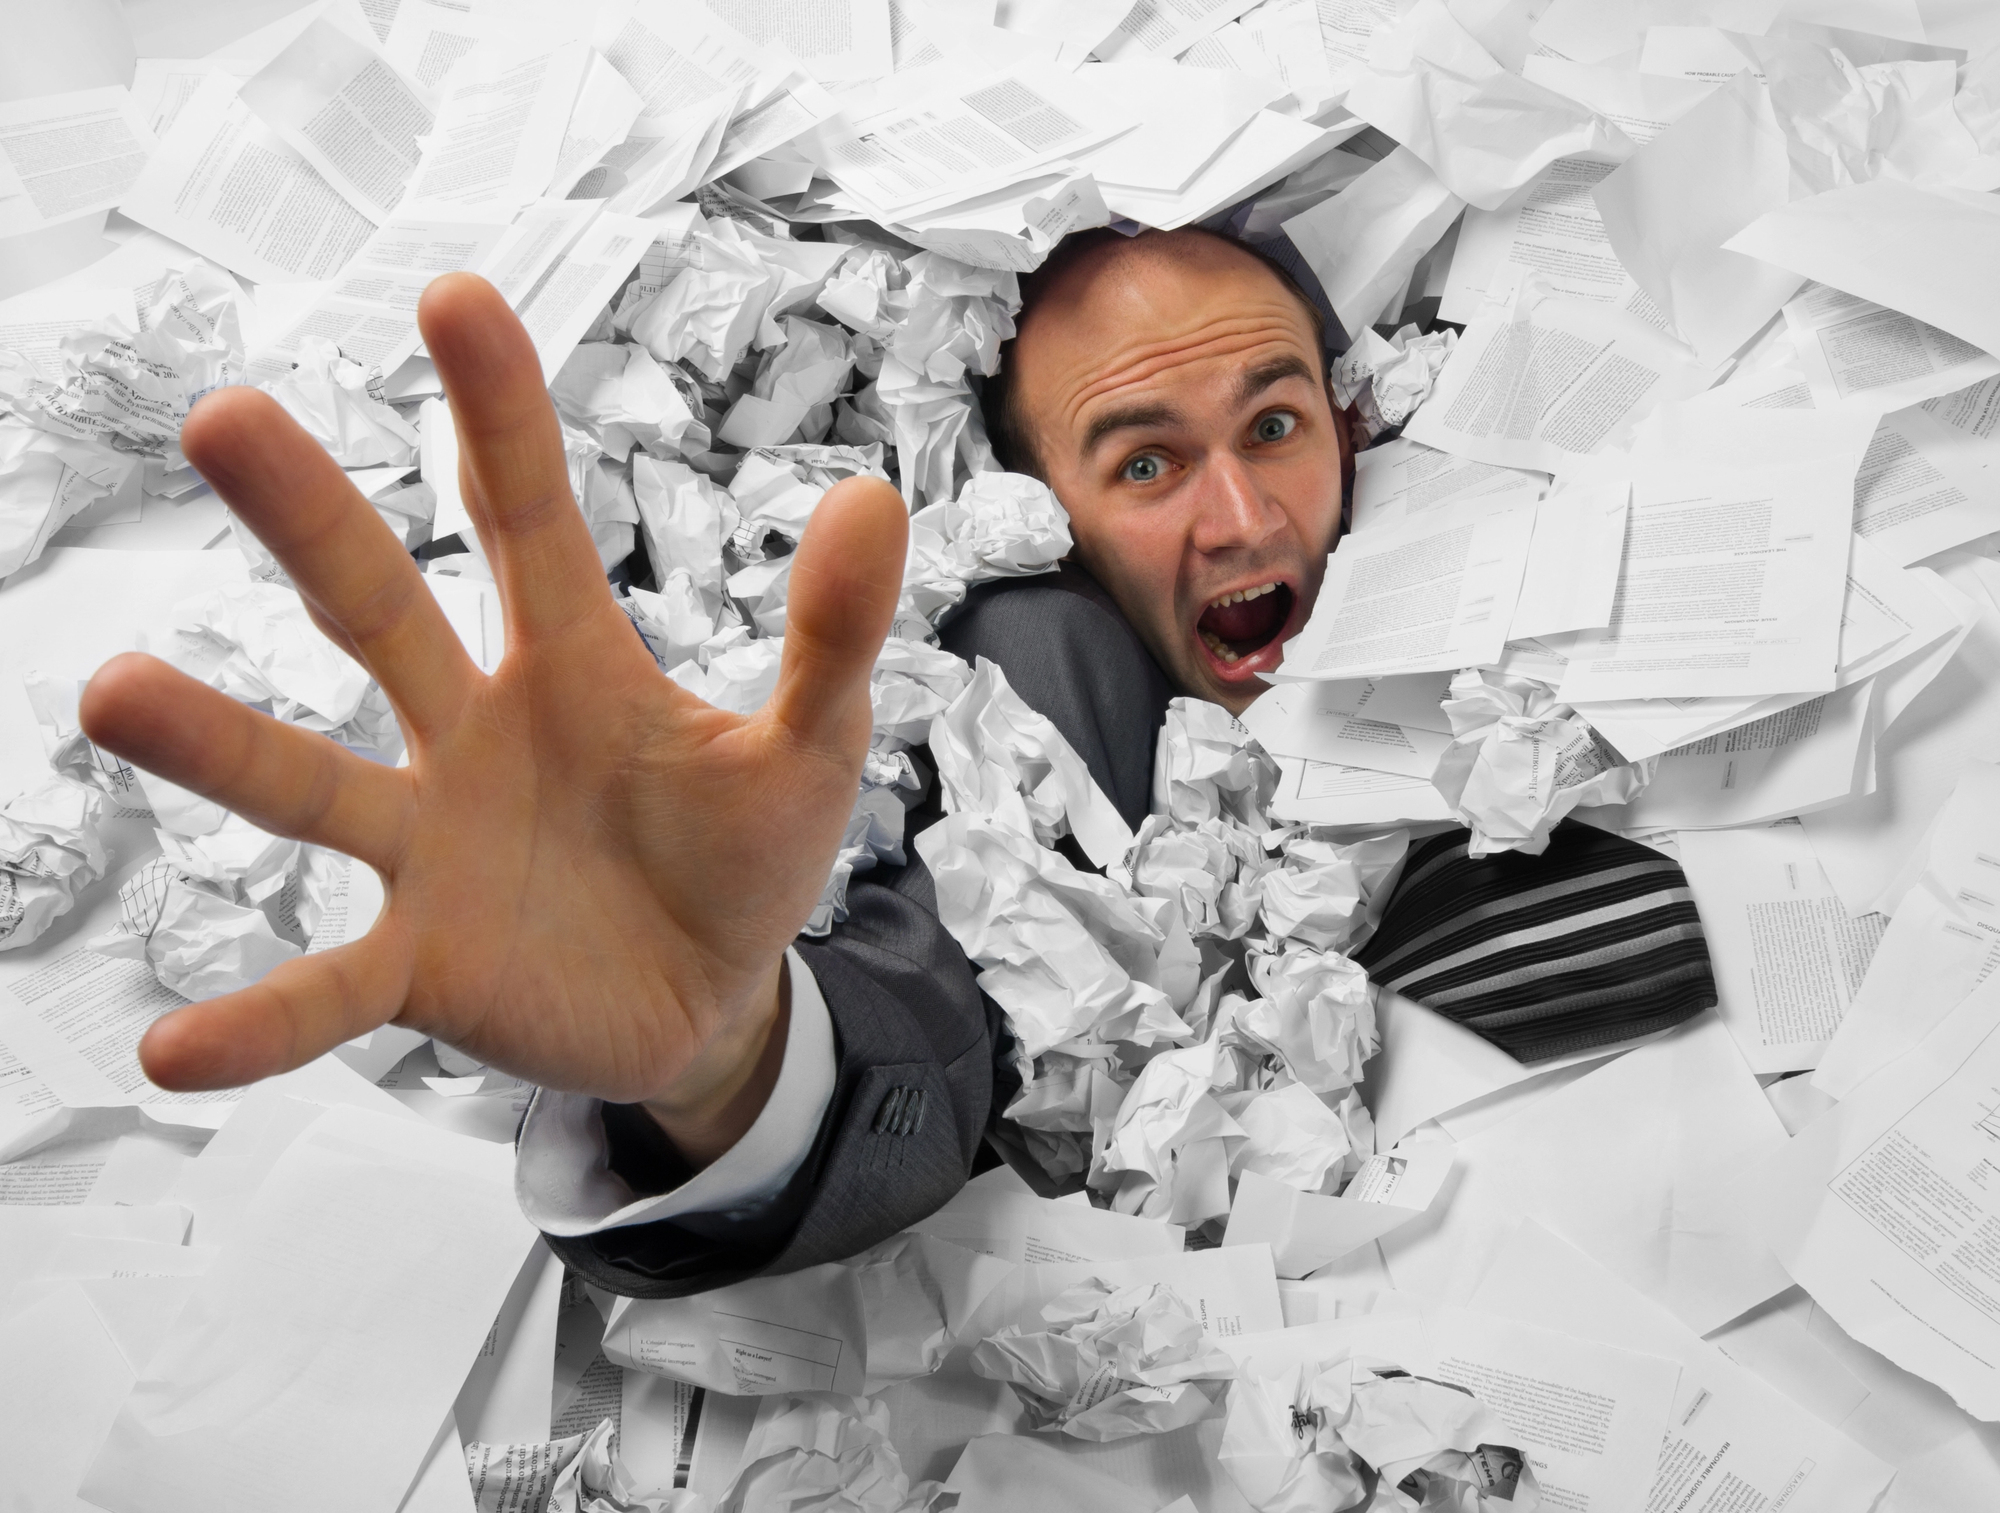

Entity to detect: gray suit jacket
[544,566,1175,1299]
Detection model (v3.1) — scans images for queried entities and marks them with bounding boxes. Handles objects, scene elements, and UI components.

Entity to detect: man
[78,228,1711,1297]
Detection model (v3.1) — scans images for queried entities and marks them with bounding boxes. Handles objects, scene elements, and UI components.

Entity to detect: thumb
[766,475,909,758]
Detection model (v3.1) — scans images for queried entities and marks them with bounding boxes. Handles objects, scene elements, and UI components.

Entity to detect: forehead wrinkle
[1052,320,1315,446]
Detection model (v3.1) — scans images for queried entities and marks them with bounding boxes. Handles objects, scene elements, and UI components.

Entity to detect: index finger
[419,273,620,646]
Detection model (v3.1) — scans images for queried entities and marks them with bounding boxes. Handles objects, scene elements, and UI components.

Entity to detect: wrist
[638,956,789,1169]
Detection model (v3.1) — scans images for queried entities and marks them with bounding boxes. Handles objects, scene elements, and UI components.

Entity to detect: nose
[1188,450,1287,557]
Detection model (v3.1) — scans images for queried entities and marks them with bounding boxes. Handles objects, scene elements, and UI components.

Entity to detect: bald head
[984,227,1326,478]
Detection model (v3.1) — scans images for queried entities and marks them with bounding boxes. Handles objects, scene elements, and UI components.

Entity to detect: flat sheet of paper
[118,73,376,285]
[1676,821,1887,1074]
[1268,757,1457,826]
[1377,1012,1792,1336]
[1284,145,1465,337]
[1097,110,1341,234]
[1811,761,2000,1099]
[0,87,154,237]
[0,1283,139,1512]
[1404,272,1712,474]
[1726,178,2000,367]
[1511,481,1628,640]
[805,64,1134,221]
[1240,679,1452,778]
[1556,460,1854,702]
[1745,974,2000,1422]
[910,1182,1187,1265]
[1280,504,1534,681]
[1800,556,2000,914]
[0,877,246,1134]
[1426,1303,1681,1513]
[454,1239,562,1447]
[82,1103,539,1513]
[1784,281,2000,412]
[1855,397,2000,566]
[238,14,435,223]
[703,0,893,83]
[242,211,512,385]
[515,209,657,381]
[401,38,589,214]
[1221,1151,1452,1277]
[1591,70,1802,364]
[1348,437,1547,537]
[1440,153,1663,331]
[1573,532,1962,761]
[1610,681,1874,829]
[1471,1222,1896,1513]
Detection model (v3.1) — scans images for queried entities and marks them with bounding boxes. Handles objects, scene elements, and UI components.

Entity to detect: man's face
[1011,241,1354,714]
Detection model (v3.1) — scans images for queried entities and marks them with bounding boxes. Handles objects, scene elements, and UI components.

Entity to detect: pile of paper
[6,0,2000,1509]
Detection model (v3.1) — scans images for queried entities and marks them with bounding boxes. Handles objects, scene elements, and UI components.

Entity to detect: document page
[1239,679,1453,779]
[0,87,154,237]
[1750,976,2000,1422]
[1812,761,2000,1100]
[1427,1304,1681,1513]
[1281,505,1535,681]
[1557,461,1854,702]
[1269,757,1457,826]
[1853,399,2000,566]
[1676,821,1888,1074]
[703,0,893,82]
[1472,1222,1896,1513]
[1512,481,1629,640]
[118,74,376,285]
[401,39,590,214]
[516,210,681,380]
[911,1182,1186,1265]
[1440,157,1667,328]
[804,66,1134,221]
[1785,281,2000,412]
[1405,272,1711,474]
[238,15,436,222]
[1610,682,1873,830]
[243,212,511,385]
[1348,435,1547,536]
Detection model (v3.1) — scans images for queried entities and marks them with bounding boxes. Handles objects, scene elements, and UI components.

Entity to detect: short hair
[980,226,1329,479]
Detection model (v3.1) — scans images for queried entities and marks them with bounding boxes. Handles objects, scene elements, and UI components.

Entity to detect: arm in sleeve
[539,571,1172,1299]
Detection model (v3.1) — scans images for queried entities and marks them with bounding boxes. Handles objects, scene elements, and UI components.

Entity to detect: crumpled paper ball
[1221,1355,1541,1513]
[0,776,110,951]
[1433,669,1654,856]
[969,1277,1235,1441]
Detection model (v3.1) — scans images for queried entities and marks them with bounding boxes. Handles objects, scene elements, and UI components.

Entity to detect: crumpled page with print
[1221,1354,1541,1513]
[1433,670,1653,856]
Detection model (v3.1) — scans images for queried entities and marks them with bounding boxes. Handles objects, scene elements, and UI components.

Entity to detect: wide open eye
[1121,453,1164,483]
[1254,411,1298,444]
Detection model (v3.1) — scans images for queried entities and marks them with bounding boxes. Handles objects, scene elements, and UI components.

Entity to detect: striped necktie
[1355,822,1718,1063]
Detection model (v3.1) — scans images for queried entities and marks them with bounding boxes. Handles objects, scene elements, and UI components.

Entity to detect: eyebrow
[1232,354,1317,409]
[1079,401,1184,458]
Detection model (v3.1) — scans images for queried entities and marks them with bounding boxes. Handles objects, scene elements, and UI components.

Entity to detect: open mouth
[1195,580,1294,676]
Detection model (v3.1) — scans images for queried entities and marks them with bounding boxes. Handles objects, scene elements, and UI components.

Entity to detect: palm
[80,274,906,1119]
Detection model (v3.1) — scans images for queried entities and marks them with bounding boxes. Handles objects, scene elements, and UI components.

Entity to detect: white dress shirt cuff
[515,947,836,1238]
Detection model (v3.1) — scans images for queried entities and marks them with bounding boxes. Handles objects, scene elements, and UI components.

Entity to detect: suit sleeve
[541,572,1172,1299]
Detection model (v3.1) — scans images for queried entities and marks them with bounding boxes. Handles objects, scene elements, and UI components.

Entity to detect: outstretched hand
[80,274,908,1162]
